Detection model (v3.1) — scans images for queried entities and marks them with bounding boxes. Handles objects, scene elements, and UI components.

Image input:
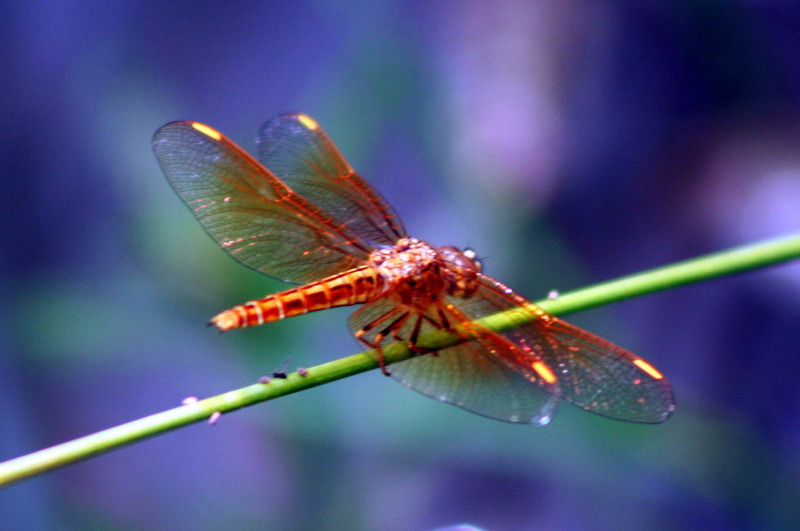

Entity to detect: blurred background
[3,1,800,529]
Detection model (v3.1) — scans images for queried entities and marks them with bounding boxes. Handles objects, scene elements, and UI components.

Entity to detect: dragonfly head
[462,248,481,272]
[437,245,482,298]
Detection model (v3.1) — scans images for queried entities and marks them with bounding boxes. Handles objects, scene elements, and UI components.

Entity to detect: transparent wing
[349,296,560,425]
[153,121,378,284]
[257,114,407,248]
[458,276,676,423]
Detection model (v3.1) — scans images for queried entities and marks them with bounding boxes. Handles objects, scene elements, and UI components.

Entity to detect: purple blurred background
[3,1,800,529]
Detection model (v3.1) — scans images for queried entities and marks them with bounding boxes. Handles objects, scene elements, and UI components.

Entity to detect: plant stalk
[1,233,799,488]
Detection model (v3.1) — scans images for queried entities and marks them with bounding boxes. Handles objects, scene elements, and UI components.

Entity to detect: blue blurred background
[3,1,800,529]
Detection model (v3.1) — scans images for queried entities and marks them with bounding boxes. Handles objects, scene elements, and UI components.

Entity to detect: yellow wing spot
[532,361,557,384]
[633,359,664,380]
[297,114,319,131]
[191,122,222,141]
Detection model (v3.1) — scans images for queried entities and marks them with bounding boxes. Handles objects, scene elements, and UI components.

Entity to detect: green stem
[2,233,799,488]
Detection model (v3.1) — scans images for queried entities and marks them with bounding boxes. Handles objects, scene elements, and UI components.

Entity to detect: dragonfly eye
[437,246,481,276]
[463,248,482,272]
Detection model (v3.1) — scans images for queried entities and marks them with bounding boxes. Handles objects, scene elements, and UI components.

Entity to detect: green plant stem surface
[2,233,800,488]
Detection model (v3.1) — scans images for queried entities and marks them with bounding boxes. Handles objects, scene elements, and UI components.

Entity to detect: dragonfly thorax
[369,238,481,305]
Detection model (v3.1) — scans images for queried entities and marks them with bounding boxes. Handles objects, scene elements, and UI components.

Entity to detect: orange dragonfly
[153,114,675,425]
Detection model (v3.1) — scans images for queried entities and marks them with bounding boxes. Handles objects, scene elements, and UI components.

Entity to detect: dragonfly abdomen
[210,266,384,331]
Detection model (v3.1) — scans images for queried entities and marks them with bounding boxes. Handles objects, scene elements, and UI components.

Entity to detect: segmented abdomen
[210,266,384,332]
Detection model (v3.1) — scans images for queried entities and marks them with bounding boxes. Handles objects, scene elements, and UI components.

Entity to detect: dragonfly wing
[349,297,560,425]
[535,318,675,422]
[154,121,376,284]
[458,276,676,423]
[257,114,407,248]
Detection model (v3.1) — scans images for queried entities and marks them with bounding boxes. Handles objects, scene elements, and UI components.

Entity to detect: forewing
[349,297,560,425]
[459,276,676,423]
[153,121,375,284]
[257,114,407,248]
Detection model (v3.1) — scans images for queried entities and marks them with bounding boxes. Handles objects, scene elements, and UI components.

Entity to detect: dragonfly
[153,114,675,425]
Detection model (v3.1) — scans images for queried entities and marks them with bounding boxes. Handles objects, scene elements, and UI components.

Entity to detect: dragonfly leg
[355,308,406,376]
[411,304,456,357]
[371,311,412,376]
[383,311,442,364]
[436,306,451,330]
[408,313,435,354]
[388,312,413,342]
[354,332,390,376]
